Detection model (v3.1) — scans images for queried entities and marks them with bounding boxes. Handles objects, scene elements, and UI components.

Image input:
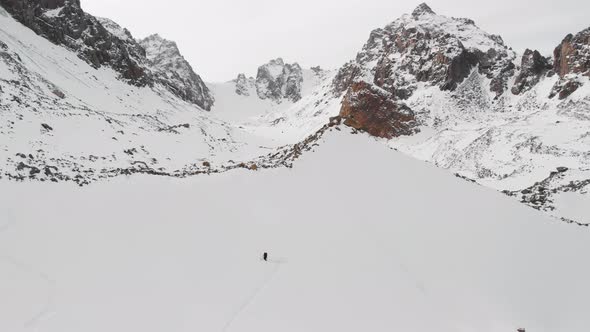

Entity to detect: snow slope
[1,130,589,332]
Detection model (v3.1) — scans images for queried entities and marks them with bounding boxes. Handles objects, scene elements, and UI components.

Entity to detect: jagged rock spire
[412,3,436,18]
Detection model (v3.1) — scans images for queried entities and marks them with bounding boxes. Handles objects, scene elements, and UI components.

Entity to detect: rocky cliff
[550,27,590,99]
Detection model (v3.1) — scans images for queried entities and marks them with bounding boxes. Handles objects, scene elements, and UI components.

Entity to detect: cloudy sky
[83,0,588,82]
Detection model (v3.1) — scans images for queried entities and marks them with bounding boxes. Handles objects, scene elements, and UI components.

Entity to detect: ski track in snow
[221,261,284,332]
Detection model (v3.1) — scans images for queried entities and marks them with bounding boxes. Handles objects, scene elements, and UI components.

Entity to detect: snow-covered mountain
[258,3,590,225]
[1,1,589,227]
[332,3,590,225]
[0,4,277,186]
[138,34,214,111]
[3,2,590,331]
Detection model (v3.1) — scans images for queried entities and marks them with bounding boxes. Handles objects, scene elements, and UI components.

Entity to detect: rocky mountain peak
[96,17,134,42]
[267,58,285,68]
[412,3,435,18]
[334,4,516,99]
[256,58,303,102]
[332,4,521,139]
[138,34,214,111]
[0,0,152,86]
[0,1,215,111]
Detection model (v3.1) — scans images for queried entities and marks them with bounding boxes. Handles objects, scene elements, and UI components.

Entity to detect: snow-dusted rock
[333,2,516,98]
[234,73,253,96]
[139,34,214,111]
[256,58,303,102]
[512,49,552,95]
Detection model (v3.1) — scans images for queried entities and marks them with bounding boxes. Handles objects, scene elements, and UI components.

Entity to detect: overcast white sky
[83,0,589,82]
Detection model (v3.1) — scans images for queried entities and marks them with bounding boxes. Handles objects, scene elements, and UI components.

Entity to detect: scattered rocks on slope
[339,81,419,139]
[138,34,214,110]
[256,58,303,102]
[504,167,590,227]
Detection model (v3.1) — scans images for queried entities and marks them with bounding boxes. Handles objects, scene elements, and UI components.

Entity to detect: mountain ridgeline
[0,0,213,110]
[332,3,589,138]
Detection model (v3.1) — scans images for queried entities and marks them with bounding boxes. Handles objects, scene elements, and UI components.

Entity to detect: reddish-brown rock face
[340,82,419,139]
[554,28,590,77]
[550,28,590,99]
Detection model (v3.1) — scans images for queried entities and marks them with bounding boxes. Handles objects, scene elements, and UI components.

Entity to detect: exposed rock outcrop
[512,49,552,95]
[339,81,419,139]
[139,34,214,111]
[550,27,590,99]
[554,28,590,77]
[256,58,303,102]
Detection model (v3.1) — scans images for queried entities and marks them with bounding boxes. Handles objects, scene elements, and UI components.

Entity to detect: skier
[263,252,268,262]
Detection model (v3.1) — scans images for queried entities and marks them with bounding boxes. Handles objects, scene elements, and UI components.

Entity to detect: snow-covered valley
[2,131,590,332]
[1,1,590,330]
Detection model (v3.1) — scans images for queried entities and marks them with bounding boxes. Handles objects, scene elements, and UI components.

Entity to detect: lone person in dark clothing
[263,252,268,262]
